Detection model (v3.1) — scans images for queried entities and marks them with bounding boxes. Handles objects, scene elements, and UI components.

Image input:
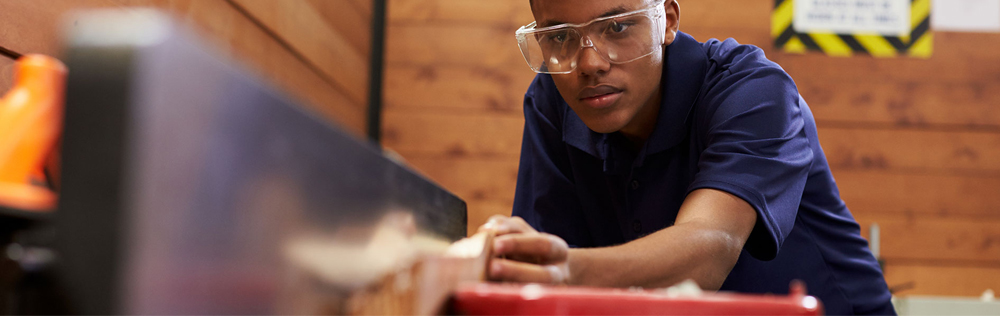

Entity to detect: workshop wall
[381,0,1000,297]
[3,0,995,299]
[0,0,369,135]
[0,57,13,96]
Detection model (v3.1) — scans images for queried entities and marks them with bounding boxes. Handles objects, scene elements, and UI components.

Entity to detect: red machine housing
[452,283,823,316]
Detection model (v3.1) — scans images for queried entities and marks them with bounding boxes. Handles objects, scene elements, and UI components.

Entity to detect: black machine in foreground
[48,9,465,314]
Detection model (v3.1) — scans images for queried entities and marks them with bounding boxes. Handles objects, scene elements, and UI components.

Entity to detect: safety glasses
[515,0,667,74]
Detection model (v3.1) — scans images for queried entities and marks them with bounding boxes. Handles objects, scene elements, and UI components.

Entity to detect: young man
[480,0,896,314]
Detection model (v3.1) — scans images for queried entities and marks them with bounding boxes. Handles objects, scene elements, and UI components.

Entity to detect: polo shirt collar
[562,32,708,170]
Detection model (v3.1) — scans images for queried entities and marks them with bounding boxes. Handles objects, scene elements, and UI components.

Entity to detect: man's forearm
[567,221,746,290]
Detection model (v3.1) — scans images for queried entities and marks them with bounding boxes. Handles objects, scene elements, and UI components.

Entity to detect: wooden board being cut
[347,231,495,316]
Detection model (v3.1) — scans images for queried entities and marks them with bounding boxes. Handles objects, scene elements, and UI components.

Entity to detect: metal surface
[56,9,466,314]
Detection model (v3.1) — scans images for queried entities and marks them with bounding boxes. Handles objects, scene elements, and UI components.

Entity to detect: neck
[618,88,662,151]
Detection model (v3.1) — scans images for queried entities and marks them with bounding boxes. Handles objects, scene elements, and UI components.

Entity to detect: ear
[663,0,680,46]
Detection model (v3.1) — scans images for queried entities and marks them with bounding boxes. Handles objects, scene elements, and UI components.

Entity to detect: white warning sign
[794,0,912,36]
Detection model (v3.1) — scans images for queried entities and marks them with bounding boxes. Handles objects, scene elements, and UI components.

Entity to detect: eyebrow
[539,5,630,28]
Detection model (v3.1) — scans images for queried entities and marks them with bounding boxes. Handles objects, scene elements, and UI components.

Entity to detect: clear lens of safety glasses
[515,0,666,74]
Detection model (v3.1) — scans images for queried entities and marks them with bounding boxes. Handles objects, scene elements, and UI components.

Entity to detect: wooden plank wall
[0,0,369,135]
[382,0,1000,297]
[0,57,13,97]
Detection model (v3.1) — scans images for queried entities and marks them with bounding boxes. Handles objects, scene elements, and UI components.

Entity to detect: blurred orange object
[0,54,66,212]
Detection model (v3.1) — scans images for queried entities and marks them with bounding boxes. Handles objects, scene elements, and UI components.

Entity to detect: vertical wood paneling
[882,264,1000,297]
[230,0,370,105]
[0,57,14,95]
[0,0,368,135]
[306,0,372,56]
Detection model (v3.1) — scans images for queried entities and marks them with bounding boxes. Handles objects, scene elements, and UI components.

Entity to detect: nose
[576,36,610,76]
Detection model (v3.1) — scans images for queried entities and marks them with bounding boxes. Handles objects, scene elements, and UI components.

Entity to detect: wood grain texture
[382,0,1000,127]
[0,0,122,54]
[855,214,1000,264]
[160,0,366,134]
[346,0,372,17]
[776,32,1000,84]
[382,61,1000,129]
[386,69,1000,132]
[231,0,369,105]
[0,57,14,95]
[385,24,522,68]
[385,111,1000,221]
[806,82,1000,128]
[882,264,1000,297]
[383,43,1000,130]
[383,22,1000,83]
[382,111,523,157]
[386,111,1000,173]
[818,127,1000,174]
[404,156,519,208]
[306,0,371,57]
[384,64,535,114]
[837,170,1000,219]
[0,0,366,135]
[388,0,532,27]
[385,0,771,28]
[396,147,1000,220]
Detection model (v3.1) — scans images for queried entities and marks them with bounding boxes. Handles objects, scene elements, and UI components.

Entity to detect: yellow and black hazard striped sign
[772,0,932,58]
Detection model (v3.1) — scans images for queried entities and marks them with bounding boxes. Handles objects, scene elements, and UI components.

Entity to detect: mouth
[578,85,623,110]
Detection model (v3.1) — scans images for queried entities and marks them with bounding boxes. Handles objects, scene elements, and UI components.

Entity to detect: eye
[547,32,569,43]
[608,20,631,33]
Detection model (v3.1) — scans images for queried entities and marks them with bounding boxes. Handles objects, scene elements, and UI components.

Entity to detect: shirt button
[630,179,640,190]
[632,220,642,233]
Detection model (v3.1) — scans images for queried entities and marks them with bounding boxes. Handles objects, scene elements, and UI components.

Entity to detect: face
[531,0,679,136]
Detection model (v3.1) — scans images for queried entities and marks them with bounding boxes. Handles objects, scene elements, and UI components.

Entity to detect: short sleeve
[689,53,813,261]
[512,75,593,248]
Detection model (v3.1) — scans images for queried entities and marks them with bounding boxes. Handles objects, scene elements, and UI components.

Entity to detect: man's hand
[478,215,571,284]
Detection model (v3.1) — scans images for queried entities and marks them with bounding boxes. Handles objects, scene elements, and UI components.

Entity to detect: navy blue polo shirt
[512,32,895,315]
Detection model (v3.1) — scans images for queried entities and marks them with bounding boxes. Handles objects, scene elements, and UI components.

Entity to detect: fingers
[493,233,568,264]
[477,218,571,285]
[489,258,568,284]
[478,215,537,236]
